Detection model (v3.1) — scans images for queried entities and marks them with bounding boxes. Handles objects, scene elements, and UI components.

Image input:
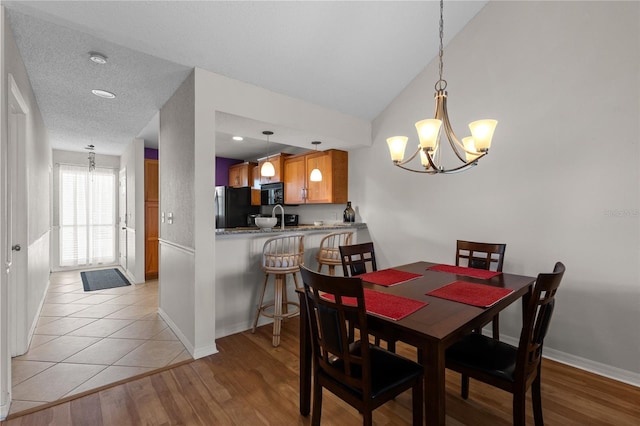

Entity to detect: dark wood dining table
[297,261,537,425]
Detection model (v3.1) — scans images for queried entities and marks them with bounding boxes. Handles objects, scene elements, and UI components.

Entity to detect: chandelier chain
[436,0,447,91]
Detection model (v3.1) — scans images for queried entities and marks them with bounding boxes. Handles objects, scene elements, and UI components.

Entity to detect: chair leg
[312,380,322,426]
[282,274,289,315]
[317,262,323,273]
[461,375,470,399]
[272,275,284,347]
[292,271,301,290]
[252,273,269,333]
[328,265,335,276]
[412,381,423,426]
[513,391,526,426]
[532,369,544,426]
[492,313,500,339]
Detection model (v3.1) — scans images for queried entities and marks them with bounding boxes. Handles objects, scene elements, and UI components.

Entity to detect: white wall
[355,0,639,384]
[119,138,145,283]
[1,6,52,418]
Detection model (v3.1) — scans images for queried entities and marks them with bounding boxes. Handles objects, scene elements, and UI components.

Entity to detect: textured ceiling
[3,0,487,157]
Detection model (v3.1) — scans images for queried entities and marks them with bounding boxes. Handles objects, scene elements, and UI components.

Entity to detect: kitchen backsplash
[259,203,358,225]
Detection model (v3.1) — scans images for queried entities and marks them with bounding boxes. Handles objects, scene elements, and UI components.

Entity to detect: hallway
[9,269,191,415]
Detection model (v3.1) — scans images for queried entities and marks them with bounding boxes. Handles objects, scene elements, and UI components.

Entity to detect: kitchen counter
[214,222,371,339]
[215,222,367,236]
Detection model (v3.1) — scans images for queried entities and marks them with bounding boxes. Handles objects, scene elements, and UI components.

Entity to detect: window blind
[59,164,117,267]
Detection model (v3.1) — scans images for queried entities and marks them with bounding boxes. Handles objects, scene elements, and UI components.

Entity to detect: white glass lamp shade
[468,119,497,151]
[415,119,442,151]
[386,136,408,163]
[462,137,481,162]
[309,168,323,182]
[261,160,275,177]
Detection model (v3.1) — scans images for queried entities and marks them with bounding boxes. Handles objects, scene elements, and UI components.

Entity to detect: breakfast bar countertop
[215,222,367,236]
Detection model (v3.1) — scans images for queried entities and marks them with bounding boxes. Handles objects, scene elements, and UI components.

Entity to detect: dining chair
[339,242,396,350]
[456,239,507,338]
[316,231,353,275]
[299,266,424,426]
[339,242,377,277]
[445,262,565,426]
[252,234,305,347]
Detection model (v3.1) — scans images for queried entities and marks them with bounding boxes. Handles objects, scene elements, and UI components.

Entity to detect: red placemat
[426,281,513,307]
[358,268,423,287]
[321,289,427,321]
[428,264,502,279]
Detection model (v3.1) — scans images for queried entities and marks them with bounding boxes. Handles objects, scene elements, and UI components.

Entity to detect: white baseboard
[158,308,218,360]
[500,335,640,387]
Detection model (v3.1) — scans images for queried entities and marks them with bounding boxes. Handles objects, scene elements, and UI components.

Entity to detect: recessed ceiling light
[89,52,107,64]
[91,89,116,99]
[232,136,244,141]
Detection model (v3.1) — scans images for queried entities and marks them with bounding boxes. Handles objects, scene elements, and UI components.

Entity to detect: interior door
[119,168,127,270]
[7,75,29,357]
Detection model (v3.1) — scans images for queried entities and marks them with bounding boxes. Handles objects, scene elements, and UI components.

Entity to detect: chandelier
[386,0,497,174]
[85,144,96,172]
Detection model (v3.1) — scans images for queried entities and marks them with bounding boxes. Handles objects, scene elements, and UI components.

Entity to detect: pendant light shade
[261,160,275,177]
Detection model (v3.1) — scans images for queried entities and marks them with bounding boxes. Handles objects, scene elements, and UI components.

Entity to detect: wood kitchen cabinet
[284,149,348,204]
[144,159,159,279]
[258,153,290,184]
[228,161,257,188]
[251,165,261,206]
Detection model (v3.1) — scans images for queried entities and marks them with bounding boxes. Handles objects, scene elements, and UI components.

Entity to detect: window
[59,164,117,267]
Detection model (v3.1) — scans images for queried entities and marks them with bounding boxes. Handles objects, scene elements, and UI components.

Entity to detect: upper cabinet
[258,153,290,184]
[228,161,257,188]
[284,149,348,204]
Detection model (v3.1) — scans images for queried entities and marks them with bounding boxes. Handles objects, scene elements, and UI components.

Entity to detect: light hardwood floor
[3,317,639,425]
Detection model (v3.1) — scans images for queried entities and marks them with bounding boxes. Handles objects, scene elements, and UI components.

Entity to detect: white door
[7,75,29,357]
[119,168,127,270]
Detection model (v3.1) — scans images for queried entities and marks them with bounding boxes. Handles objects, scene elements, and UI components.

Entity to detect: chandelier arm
[393,163,439,174]
[394,147,422,167]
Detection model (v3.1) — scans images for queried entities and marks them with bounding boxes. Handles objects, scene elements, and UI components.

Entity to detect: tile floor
[9,268,191,415]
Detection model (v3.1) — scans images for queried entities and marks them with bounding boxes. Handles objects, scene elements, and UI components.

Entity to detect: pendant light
[309,141,323,182]
[260,131,276,178]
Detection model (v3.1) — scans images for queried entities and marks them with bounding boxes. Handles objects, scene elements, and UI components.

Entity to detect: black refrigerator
[214,186,259,228]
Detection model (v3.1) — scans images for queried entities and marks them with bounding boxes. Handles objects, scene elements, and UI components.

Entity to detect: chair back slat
[339,242,377,277]
[300,266,371,393]
[262,234,305,273]
[317,231,353,263]
[517,262,565,380]
[456,240,506,272]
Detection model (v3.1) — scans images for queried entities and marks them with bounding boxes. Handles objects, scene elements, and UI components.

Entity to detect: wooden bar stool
[316,231,353,275]
[252,234,305,347]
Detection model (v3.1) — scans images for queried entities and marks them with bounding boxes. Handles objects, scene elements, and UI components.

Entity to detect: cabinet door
[145,201,159,277]
[283,155,306,204]
[306,152,333,204]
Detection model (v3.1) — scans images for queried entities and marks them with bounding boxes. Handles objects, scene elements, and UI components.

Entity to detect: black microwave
[261,182,284,206]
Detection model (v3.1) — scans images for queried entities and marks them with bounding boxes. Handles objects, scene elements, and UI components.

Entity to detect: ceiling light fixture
[232,136,244,141]
[85,144,96,173]
[89,52,108,65]
[386,0,497,174]
[260,131,276,178]
[309,141,323,182]
[91,89,116,99]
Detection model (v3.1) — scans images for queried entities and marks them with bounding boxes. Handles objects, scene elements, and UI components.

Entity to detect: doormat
[81,268,131,292]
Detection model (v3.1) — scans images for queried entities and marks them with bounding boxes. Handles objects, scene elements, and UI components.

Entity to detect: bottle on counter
[343,201,355,223]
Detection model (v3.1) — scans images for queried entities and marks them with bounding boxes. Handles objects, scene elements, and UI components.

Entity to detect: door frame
[119,168,127,271]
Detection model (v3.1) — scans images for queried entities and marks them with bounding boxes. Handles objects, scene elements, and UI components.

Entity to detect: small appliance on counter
[277,213,299,227]
[215,186,260,228]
